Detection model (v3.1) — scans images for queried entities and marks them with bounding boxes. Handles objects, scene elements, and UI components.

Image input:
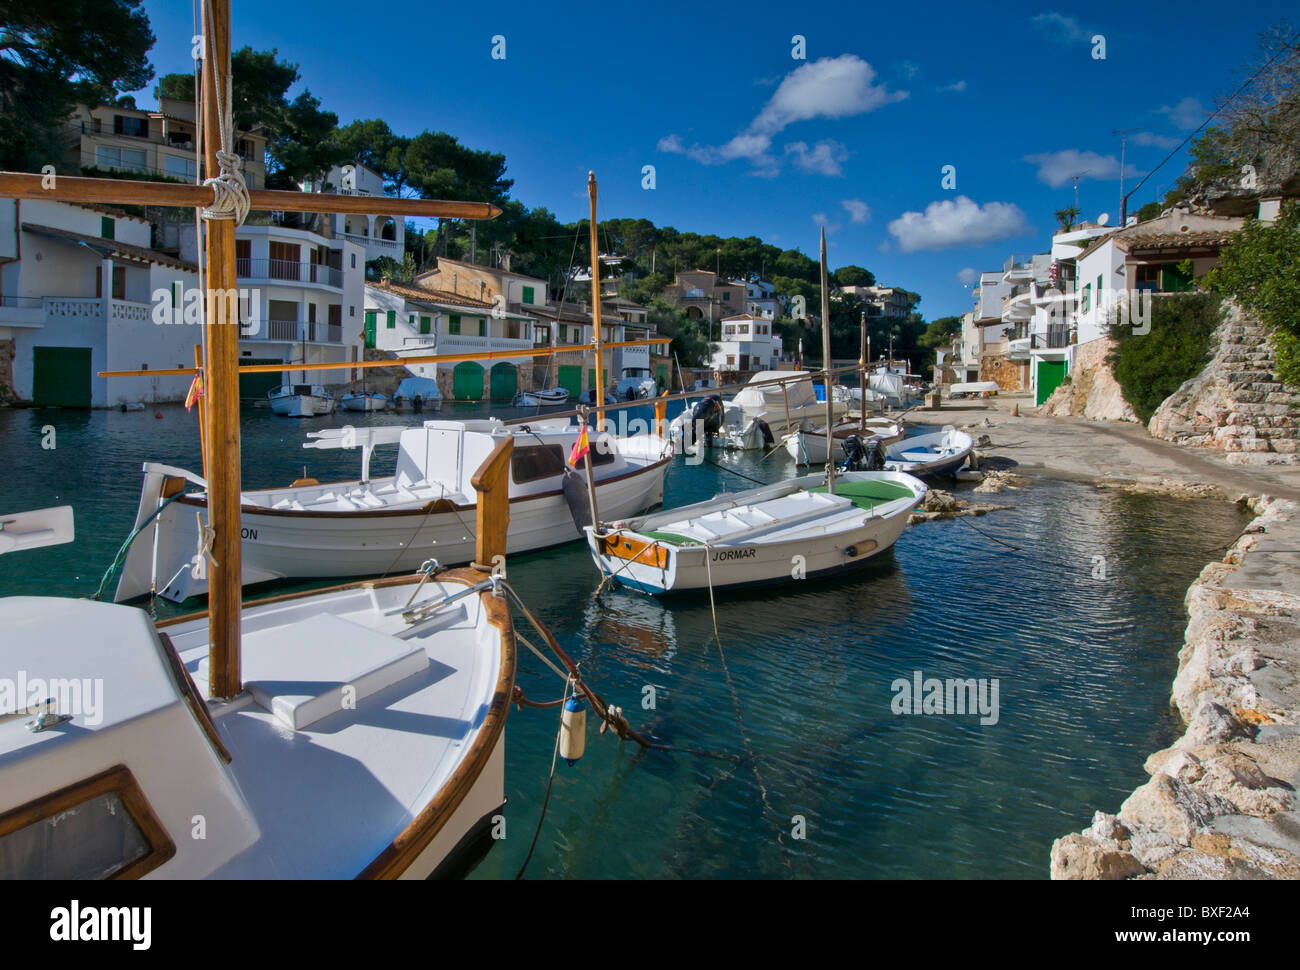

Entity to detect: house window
[95,146,146,173]
[164,155,197,180]
[449,314,461,335]
[559,324,567,342]
[522,286,535,305]
[722,292,730,301]
[95,266,126,300]
[113,115,148,138]
[478,318,486,336]
[1081,283,1091,313]
[419,315,431,334]
[1135,265,1160,293]
[385,310,395,329]
[100,216,114,240]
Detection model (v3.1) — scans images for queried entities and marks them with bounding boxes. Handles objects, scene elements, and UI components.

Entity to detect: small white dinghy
[269,384,335,417]
[341,390,388,412]
[0,505,517,880]
[585,470,925,595]
[391,377,442,413]
[843,426,974,478]
[782,418,905,466]
[514,387,570,407]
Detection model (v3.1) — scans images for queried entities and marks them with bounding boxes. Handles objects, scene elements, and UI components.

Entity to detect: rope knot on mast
[201,149,250,225]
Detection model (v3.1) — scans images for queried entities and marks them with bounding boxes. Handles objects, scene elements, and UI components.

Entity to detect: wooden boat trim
[167,454,672,519]
[355,566,517,879]
[156,632,232,764]
[0,764,177,879]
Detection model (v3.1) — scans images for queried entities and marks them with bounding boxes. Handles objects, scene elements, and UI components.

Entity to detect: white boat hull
[270,394,335,416]
[588,471,924,595]
[882,426,974,478]
[342,394,388,412]
[118,454,670,603]
[783,421,904,465]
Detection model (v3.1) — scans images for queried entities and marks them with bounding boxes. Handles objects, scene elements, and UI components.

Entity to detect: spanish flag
[184,374,203,412]
[568,424,590,466]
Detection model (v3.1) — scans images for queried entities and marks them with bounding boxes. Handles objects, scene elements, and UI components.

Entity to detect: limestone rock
[1049,833,1146,880]
[1039,336,1138,421]
[1118,774,1237,844]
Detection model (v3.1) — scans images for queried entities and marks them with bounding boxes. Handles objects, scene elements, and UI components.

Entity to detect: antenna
[1070,171,1089,213]
[1112,128,1140,216]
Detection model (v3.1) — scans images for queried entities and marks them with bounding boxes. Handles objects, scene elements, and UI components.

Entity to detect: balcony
[239,319,344,343]
[343,233,401,254]
[236,257,343,289]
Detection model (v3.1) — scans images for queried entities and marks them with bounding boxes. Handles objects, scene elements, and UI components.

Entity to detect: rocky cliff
[1038,336,1138,422]
[1148,304,1300,465]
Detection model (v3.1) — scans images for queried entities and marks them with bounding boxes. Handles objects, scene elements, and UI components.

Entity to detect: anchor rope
[514,676,571,880]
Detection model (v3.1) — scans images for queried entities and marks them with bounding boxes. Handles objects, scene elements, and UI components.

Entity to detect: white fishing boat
[586,470,926,595]
[514,386,570,407]
[341,390,388,412]
[841,426,975,478]
[113,419,672,604]
[614,368,657,401]
[668,371,844,452]
[391,376,442,412]
[782,417,905,466]
[579,388,616,405]
[269,383,335,417]
[0,500,518,880]
[948,380,999,398]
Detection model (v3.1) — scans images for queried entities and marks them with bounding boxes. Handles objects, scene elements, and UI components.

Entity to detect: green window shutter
[449,314,461,335]
[559,324,567,342]
[364,310,376,326]
[522,286,534,305]
[479,318,486,336]
[386,310,396,329]
[100,216,114,239]
[419,315,431,334]
[408,313,415,326]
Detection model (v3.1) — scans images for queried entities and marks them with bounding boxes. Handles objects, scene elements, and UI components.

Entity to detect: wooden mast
[859,310,867,435]
[819,228,834,494]
[586,173,604,431]
[200,0,241,699]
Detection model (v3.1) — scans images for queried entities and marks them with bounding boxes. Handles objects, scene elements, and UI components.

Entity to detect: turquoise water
[0,403,1248,878]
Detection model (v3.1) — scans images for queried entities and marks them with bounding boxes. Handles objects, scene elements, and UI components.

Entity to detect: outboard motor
[756,418,774,449]
[684,395,725,448]
[839,434,886,472]
[412,393,423,413]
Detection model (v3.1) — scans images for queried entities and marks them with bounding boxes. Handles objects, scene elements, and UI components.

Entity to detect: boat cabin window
[511,444,567,484]
[0,765,175,879]
[293,385,312,395]
[588,442,615,466]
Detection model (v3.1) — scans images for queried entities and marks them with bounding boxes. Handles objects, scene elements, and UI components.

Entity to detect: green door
[557,365,582,398]
[240,357,284,400]
[655,363,669,391]
[489,363,517,401]
[33,347,91,407]
[453,361,484,400]
[363,311,377,349]
[1036,359,1067,406]
[587,368,607,395]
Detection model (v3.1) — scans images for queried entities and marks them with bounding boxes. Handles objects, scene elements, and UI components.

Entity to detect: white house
[301,163,403,267]
[709,314,783,373]
[0,199,199,407]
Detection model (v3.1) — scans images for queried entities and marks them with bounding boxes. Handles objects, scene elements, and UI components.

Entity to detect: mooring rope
[90,492,186,601]
[700,546,792,869]
[515,676,571,880]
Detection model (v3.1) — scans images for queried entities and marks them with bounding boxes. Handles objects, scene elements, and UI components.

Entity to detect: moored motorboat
[841,425,975,478]
[269,384,335,417]
[391,376,442,413]
[114,419,672,604]
[669,371,845,452]
[586,470,926,595]
[783,418,905,466]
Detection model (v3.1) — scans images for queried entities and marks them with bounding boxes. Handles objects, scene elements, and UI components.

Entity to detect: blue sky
[133,0,1293,318]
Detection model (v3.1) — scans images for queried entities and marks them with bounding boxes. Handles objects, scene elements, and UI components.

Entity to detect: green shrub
[1108,293,1223,423]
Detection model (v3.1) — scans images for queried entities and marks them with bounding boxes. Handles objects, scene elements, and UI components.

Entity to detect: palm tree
[1055,206,1080,231]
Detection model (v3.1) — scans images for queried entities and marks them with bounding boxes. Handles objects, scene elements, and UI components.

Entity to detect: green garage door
[489,363,517,401]
[557,364,582,398]
[240,358,284,400]
[655,363,669,391]
[453,361,484,400]
[587,368,607,396]
[1036,359,1067,406]
[33,347,91,407]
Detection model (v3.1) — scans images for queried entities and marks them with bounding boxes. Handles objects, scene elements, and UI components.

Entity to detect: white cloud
[657,54,906,175]
[842,198,871,223]
[812,212,841,234]
[1132,131,1181,150]
[786,139,848,176]
[887,196,1032,252]
[1031,11,1095,43]
[900,60,920,79]
[939,80,967,93]
[1023,149,1140,188]
[957,267,979,285]
[1159,97,1206,131]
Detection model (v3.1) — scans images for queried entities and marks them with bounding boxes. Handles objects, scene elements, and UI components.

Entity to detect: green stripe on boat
[642,531,703,546]
[809,480,915,511]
